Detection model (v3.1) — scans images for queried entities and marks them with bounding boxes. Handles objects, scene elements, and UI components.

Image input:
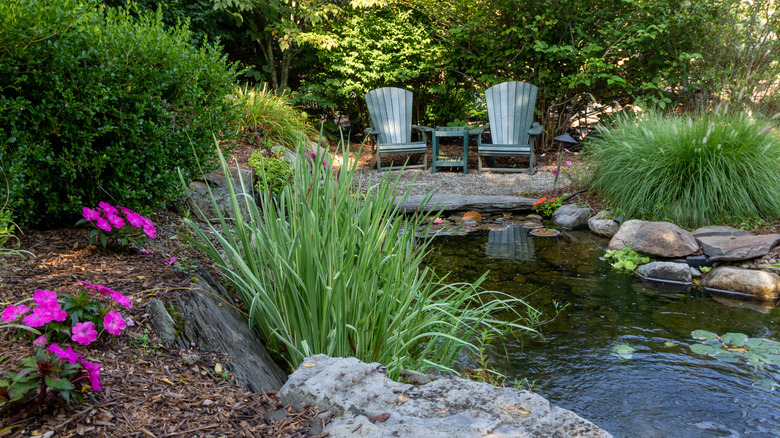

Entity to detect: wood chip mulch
[0,211,328,437]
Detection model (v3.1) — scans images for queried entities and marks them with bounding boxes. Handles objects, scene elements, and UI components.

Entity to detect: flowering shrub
[76,202,156,250]
[532,197,563,217]
[0,284,131,422]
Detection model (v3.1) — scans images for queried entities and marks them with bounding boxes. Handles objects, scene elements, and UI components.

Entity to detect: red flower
[549,199,555,203]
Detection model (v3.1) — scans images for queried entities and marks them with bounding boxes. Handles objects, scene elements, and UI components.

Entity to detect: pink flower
[552,170,557,175]
[71,321,98,345]
[34,289,58,309]
[126,212,144,227]
[98,202,118,215]
[143,224,156,239]
[559,183,565,188]
[103,311,126,335]
[141,216,154,227]
[96,217,112,232]
[165,256,177,267]
[105,214,125,229]
[23,307,53,327]
[81,361,102,392]
[48,344,81,365]
[82,207,101,221]
[566,161,572,166]
[80,281,114,296]
[138,247,150,254]
[34,335,48,347]
[564,148,571,153]
[110,291,132,308]
[432,218,444,225]
[2,304,30,323]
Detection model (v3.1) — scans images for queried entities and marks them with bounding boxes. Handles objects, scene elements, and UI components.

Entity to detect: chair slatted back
[365,87,414,144]
[485,81,538,145]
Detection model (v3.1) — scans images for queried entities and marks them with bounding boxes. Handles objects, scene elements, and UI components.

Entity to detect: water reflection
[426,229,780,438]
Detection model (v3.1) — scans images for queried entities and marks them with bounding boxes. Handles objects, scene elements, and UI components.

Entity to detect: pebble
[690,268,702,278]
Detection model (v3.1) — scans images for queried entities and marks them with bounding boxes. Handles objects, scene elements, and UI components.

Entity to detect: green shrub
[248,147,294,196]
[587,110,780,228]
[182,140,543,378]
[0,0,240,227]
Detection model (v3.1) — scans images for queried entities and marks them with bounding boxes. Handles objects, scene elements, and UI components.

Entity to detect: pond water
[423,220,780,438]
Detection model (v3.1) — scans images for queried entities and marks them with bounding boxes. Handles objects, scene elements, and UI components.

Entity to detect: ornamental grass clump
[182,139,542,379]
[587,110,780,228]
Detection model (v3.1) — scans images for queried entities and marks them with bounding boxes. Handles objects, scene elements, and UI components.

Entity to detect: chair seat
[377,141,428,154]
[478,144,532,155]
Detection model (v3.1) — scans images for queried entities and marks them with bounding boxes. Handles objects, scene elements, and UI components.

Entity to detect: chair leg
[377,152,382,172]
[478,155,483,174]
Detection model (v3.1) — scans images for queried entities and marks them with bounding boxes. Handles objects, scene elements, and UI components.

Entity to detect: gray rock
[147,299,178,346]
[692,226,750,238]
[394,194,536,213]
[279,355,612,438]
[696,234,780,261]
[606,220,645,251]
[552,204,591,230]
[149,269,287,392]
[633,221,699,258]
[588,210,620,238]
[702,266,780,300]
[184,182,252,222]
[636,261,693,284]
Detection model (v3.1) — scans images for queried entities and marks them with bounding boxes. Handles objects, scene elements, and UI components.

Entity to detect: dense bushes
[0,0,240,227]
[587,111,780,228]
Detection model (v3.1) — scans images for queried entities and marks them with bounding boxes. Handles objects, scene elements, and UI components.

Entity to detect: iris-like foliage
[183,139,542,378]
[587,110,780,228]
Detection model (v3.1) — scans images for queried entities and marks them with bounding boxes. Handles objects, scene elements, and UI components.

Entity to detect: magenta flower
[105,214,125,229]
[103,311,126,335]
[566,161,572,166]
[165,256,177,267]
[110,291,132,308]
[564,148,571,153]
[34,335,48,347]
[559,183,565,188]
[98,202,118,215]
[34,289,58,309]
[79,281,114,296]
[552,170,557,175]
[2,304,30,323]
[82,207,101,221]
[126,212,144,227]
[72,321,98,345]
[141,216,154,227]
[81,361,102,392]
[48,344,81,365]
[96,217,112,232]
[138,247,150,254]
[143,224,156,239]
[23,306,54,327]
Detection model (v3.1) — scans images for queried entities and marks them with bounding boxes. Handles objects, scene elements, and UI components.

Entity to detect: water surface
[425,224,780,438]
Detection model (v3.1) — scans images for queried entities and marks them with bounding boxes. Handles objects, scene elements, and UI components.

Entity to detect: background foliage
[0,0,240,227]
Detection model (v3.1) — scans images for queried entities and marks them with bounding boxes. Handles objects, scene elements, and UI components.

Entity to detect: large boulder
[279,355,612,438]
[588,210,620,238]
[696,234,780,261]
[552,204,591,230]
[633,221,699,258]
[702,267,780,300]
[636,261,693,284]
[606,220,645,251]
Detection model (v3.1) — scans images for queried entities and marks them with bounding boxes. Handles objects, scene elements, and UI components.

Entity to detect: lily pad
[712,351,740,363]
[612,344,636,359]
[690,343,721,356]
[720,332,748,347]
[462,211,482,221]
[691,330,717,342]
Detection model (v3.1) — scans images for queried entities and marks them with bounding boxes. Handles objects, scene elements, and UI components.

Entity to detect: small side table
[431,126,469,174]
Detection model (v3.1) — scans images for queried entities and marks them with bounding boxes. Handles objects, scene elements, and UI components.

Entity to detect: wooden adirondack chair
[364,87,432,172]
[469,81,543,174]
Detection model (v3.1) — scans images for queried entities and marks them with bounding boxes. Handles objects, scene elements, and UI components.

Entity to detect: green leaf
[45,375,74,391]
[691,330,717,342]
[720,332,748,347]
[8,380,39,400]
[690,343,720,356]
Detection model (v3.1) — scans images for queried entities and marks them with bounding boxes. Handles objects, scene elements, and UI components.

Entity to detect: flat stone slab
[279,355,612,438]
[692,226,751,238]
[393,194,535,213]
[696,234,780,261]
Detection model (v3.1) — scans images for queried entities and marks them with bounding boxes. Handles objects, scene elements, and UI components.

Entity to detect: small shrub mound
[0,0,240,227]
[587,110,780,228]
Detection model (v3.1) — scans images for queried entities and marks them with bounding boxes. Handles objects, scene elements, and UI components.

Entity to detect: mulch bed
[0,211,328,437]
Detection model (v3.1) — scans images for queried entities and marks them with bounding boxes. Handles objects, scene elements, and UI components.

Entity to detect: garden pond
[422,213,780,438]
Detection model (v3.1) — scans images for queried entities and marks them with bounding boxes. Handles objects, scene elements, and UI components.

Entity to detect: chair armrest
[528,122,543,136]
[412,125,434,133]
[364,127,379,136]
[469,124,489,136]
